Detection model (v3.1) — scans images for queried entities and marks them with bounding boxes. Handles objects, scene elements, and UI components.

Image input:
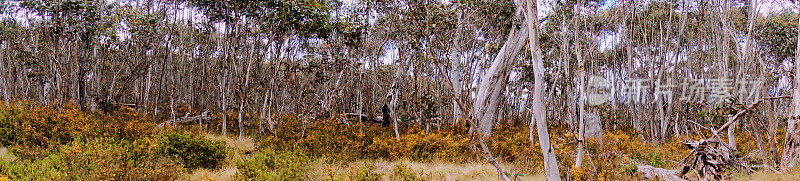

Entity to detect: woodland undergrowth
[0,101,788,180]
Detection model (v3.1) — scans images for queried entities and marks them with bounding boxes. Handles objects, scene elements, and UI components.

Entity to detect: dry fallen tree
[638,139,738,181]
[637,96,791,180]
[156,110,217,128]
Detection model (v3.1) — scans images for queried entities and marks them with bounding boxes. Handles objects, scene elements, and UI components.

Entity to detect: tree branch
[713,96,792,135]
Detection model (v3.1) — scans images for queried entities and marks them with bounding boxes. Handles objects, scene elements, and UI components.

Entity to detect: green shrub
[649,153,665,168]
[0,138,184,181]
[391,163,426,181]
[348,164,382,181]
[158,132,227,169]
[235,148,309,181]
[0,108,19,147]
[0,103,155,154]
[0,154,62,180]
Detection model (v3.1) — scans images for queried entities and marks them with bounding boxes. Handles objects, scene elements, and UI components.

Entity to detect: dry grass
[191,134,542,181]
[0,147,16,162]
[309,158,543,181]
[731,168,800,181]
[186,167,238,181]
[0,147,17,180]
[204,134,257,154]
[205,134,257,168]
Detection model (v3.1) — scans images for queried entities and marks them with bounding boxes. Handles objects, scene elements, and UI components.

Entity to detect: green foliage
[158,132,227,170]
[0,154,61,180]
[648,153,665,168]
[0,138,184,181]
[754,12,799,61]
[188,0,333,38]
[0,108,19,147]
[235,148,309,181]
[20,0,118,38]
[391,163,426,181]
[502,171,524,180]
[622,161,638,177]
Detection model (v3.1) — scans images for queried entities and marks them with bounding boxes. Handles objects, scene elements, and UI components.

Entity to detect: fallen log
[633,97,791,180]
[156,110,217,127]
[636,165,687,181]
[636,139,739,180]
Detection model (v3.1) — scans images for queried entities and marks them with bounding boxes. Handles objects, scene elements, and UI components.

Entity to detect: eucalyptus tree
[783,3,800,170]
[19,0,120,109]
[185,0,334,137]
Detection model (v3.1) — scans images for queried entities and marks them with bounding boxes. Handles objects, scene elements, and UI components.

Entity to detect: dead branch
[636,165,687,181]
[713,96,791,135]
[432,42,510,181]
[156,110,217,127]
[638,139,742,180]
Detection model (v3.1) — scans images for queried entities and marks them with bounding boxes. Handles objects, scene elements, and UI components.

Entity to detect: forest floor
[187,134,532,180]
[1,103,800,180]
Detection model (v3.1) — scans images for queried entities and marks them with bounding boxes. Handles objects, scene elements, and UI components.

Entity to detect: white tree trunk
[260,88,269,133]
[388,84,400,139]
[781,9,800,171]
[220,70,228,137]
[450,8,465,124]
[0,51,7,106]
[576,44,586,168]
[449,43,464,124]
[472,7,528,137]
[525,0,561,180]
[388,58,406,139]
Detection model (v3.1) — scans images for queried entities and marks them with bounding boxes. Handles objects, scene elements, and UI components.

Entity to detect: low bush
[0,103,155,155]
[261,114,471,161]
[391,163,427,181]
[235,148,309,181]
[0,138,184,180]
[346,164,382,181]
[0,108,19,147]
[158,132,227,169]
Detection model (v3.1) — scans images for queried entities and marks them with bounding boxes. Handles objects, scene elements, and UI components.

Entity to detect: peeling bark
[472,4,528,137]
[782,11,800,170]
[524,0,561,180]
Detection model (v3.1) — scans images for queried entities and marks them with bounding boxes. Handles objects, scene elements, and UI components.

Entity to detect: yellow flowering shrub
[261,113,472,161]
[0,100,783,180]
[0,102,155,155]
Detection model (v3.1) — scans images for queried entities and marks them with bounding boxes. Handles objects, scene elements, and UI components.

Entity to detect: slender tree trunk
[0,49,7,106]
[388,82,401,139]
[720,2,737,149]
[576,44,586,168]
[450,7,465,124]
[144,64,153,108]
[221,70,228,137]
[387,52,410,139]
[525,0,561,180]
[239,50,254,140]
[781,11,800,171]
[77,33,91,108]
[260,39,282,134]
[751,115,770,165]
